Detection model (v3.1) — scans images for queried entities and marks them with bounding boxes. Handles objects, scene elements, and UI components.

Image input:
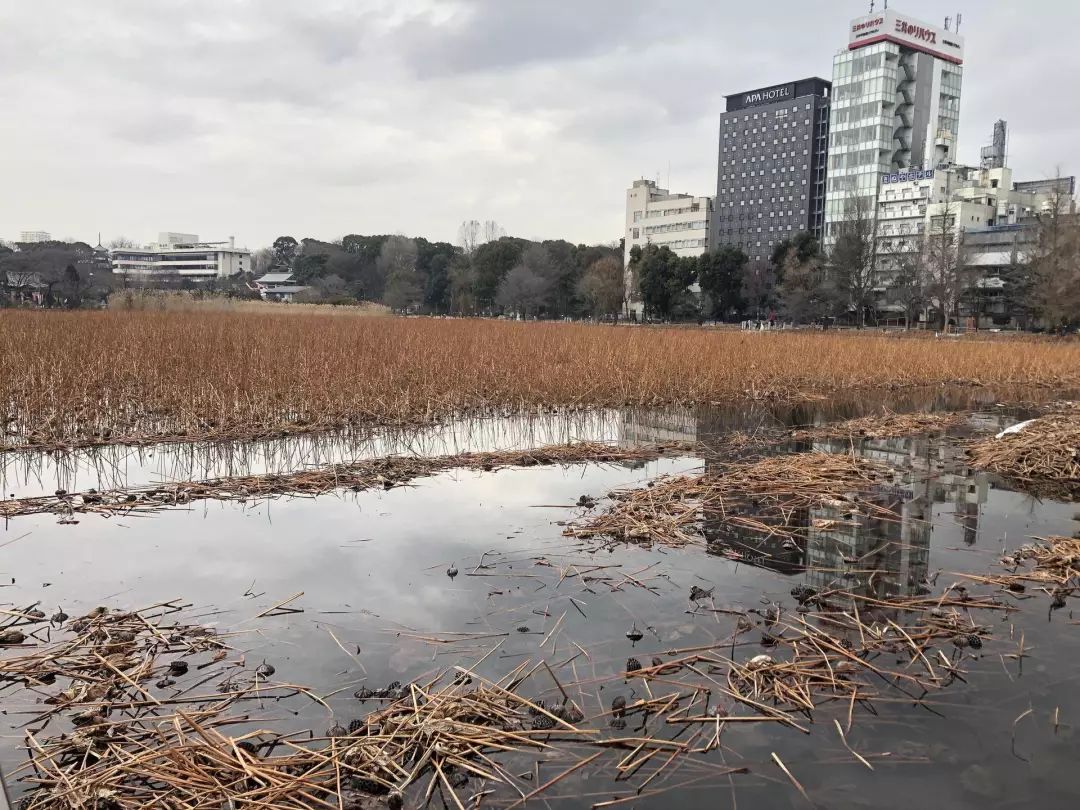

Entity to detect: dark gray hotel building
[713,77,831,263]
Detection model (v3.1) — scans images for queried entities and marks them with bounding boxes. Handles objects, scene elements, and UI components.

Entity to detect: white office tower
[824,10,965,244]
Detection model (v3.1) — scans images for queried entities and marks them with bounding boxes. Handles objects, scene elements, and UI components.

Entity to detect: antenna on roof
[869,0,874,12]
[956,13,963,33]
[944,16,951,31]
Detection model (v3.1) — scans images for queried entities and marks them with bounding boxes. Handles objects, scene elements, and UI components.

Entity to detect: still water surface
[1,397,1078,808]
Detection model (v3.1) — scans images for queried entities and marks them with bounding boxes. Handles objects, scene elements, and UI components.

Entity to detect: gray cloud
[2,0,1078,250]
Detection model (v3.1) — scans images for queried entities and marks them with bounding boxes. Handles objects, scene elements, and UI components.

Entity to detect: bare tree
[458,220,481,255]
[108,236,138,249]
[251,248,274,277]
[578,256,624,319]
[924,187,965,331]
[829,189,878,327]
[378,236,421,311]
[495,264,547,318]
[481,220,505,244]
[882,238,930,329]
[1027,173,1080,329]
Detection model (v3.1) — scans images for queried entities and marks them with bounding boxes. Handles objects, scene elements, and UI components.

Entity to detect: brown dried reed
[966,410,1080,497]
[565,452,890,546]
[3,310,1079,450]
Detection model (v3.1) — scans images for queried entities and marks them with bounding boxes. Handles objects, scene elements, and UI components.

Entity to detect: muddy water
[2,400,1079,808]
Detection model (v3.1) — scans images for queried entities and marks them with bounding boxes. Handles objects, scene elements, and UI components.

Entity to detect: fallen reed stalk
[789,412,968,441]
[966,410,1080,497]
[1,602,597,809]
[565,452,892,547]
[967,535,1080,613]
[0,531,1040,810]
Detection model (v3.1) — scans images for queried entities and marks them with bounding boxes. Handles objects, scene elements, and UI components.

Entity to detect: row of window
[632,206,700,222]
[725,104,815,124]
[719,179,809,197]
[722,139,809,155]
[657,238,707,250]
[719,164,811,180]
[724,134,814,153]
[723,119,813,138]
[113,253,220,263]
[720,224,803,235]
[644,220,707,235]
[718,194,808,209]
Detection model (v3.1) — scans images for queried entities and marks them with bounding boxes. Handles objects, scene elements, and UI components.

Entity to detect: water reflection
[691,429,1002,603]
[0,383,1064,502]
[0,410,624,498]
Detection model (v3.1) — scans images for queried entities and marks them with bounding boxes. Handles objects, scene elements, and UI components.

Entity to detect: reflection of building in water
[704,505,808,575]
[618,408,699,447]
[804,434,989,595]
[696,427,993,596]
[617,402,804,450]
[803,481,929,599]
[844,433,989,545]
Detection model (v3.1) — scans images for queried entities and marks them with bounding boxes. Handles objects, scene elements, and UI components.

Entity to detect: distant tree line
[264,223,624,319]
[0,240,112,308]
[6,201,1077,329]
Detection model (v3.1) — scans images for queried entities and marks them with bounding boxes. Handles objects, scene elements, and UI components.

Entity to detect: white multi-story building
[624,179,712,266]
[824,9,965,246]
[19,231,52,243]
[111,233,251,279]
[874,156,1075,322]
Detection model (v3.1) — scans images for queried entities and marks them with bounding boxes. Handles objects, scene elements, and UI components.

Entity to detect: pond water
[2,394,1079,809]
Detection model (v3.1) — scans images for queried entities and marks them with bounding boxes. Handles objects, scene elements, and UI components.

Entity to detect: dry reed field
[3,309,1080,449]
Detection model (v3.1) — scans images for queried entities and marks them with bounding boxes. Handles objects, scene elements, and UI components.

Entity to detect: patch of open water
[2,395,1079,808]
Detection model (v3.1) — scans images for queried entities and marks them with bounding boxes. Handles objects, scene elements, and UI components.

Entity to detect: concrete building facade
[714,77,831,261]
[112,232,250,279]
[18,231,52,243]
[824,10,965,246]
[873,156,1075,324]
[623,179,712,268]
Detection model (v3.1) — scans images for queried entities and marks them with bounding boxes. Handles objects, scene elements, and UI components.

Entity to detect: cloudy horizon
[2,0,1076,251]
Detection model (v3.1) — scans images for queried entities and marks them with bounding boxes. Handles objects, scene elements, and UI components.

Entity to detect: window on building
[631,228,639,239]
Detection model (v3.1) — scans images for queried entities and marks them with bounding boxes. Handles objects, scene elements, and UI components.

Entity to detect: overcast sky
[1,0,1075,250]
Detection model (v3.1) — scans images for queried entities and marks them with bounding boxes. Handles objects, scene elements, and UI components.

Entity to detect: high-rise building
[714,78,831,262]
[19,231,52,243]
[824,10,965,245]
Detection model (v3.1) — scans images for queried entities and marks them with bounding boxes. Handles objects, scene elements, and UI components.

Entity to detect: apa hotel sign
[848,10,964,64]
[726,82,796,111]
